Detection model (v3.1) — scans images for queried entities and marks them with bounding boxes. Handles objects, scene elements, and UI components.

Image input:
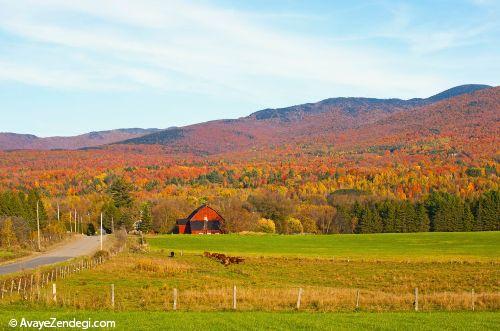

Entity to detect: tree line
[0,180,498,246]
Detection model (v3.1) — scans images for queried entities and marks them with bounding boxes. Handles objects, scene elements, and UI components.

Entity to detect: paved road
[0,235,104,275]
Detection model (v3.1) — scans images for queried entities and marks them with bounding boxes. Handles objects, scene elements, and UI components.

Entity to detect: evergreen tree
[108,178,133,208]
[425,191,463,232]
[462,203,474,232]
[25,190,48,230]
[356,204,382,233]
[472,190,499,231]
[139,203,153,233]
[101,201,120,232]
[415,203,430,232]
[86,223,96,236]
[378,200,397,233]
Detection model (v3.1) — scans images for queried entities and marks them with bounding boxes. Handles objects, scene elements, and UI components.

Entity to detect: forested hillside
[0,85,498,240]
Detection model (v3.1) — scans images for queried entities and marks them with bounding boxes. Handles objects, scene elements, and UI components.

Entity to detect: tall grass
[2,253,498,312]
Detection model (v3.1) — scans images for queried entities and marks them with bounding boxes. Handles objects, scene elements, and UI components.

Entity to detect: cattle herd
[203,252,245,266]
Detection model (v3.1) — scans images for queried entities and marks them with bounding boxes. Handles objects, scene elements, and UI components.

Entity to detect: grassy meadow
[0,309,498,331]
[0,249,29,264]
[147,231,500,261]
[0,232,498,329]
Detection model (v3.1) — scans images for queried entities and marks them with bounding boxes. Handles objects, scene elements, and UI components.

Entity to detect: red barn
[175,205,224,234]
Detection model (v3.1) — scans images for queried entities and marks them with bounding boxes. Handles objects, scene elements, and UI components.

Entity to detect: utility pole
[36,201,41,251]
[57,202,60,222]
[111,217,114,233]
[100,213,103,251]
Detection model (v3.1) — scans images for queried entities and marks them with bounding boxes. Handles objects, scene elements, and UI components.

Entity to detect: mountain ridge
[118,84,496,155]
[0,84,494,151]
[0,128,162,151]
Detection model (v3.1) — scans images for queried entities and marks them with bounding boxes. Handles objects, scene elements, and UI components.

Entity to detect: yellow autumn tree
[0,218,19,248]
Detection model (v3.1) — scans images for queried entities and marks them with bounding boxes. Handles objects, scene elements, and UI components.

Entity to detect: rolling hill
[119,84,497,156]
[0,84,495,154]
[0,128,161,150]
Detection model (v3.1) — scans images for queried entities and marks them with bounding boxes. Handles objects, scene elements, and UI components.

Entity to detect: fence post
[472,289,475,311]
[296,288,303,310]
[1,280,5,299]
[232,285,237,310]
[111,284,115,309]
[10,280,14,295]
[37,283,40,301]
[414,288,419,311]
[17,278,21,294]
[173,288,178,311]
[52,283,57,303]
[356,289,360,309]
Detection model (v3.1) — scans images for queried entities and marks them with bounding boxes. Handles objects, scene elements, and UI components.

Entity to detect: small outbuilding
[175,205,224,234]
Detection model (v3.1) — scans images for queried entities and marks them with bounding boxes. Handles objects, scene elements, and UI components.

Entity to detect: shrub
[93,250,110,260]
[283,217,303,234]
[257,218,276,233]
[0,217,18,248]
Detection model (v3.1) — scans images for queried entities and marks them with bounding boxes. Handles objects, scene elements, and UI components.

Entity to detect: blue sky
[0,0,498,137]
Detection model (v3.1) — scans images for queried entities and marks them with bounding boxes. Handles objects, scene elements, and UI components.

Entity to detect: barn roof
[187,204,225,221]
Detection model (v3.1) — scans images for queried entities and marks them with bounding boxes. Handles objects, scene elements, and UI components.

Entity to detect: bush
[0,216,30,248]
[283,217,303,234]
[0,217,18,248]
[93,250,110,260]
[86,223,96,236]
[257,218,276,233]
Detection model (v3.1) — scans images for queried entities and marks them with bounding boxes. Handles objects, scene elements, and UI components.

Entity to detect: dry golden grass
[6,285,499,312]
[1,251,498,312]
[133,258,191,275]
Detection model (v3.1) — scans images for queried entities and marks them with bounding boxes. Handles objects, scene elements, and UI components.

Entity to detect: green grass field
[147,232,500,261]
[0,309,498,331]
[1,232,498,329]
[0,249,28,264]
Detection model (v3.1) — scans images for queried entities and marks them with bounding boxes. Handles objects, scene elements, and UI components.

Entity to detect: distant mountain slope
[250,84,492,121]
[335,86,500,152]
[425,84,491,102]
[1,84,494,152]
[120,84,496,155]
[0,128,161,150]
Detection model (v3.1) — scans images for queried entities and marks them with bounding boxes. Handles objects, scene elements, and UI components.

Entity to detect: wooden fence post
[232,285,237,310]
[414,288,419,311]
[1,280,5,299]
[356,290,360,309]
[10,280,14,295]
[17,278,21,294]
[111,284,115,309]
[296,288,303,310]
[173,288,178,311]
[472,289,475,311]
[52,283,57,303]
